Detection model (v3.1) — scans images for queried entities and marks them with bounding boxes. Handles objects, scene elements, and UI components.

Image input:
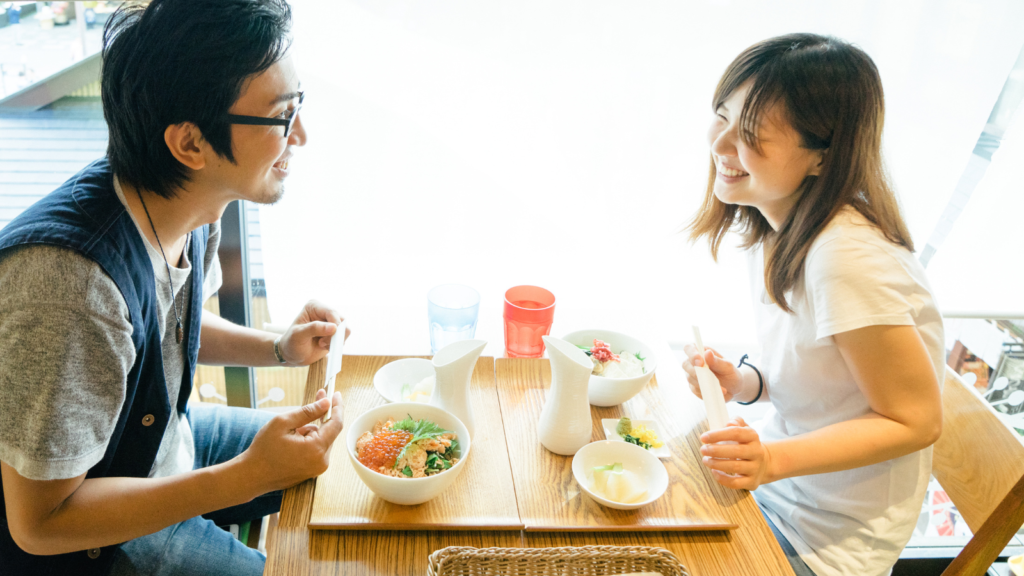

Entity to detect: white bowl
[562,329,658,407]
[346,402,471,505]
[571,440,668,510]
[373,358,435,403]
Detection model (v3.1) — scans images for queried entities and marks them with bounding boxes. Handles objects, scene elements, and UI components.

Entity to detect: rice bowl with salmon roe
[347,402,472,505]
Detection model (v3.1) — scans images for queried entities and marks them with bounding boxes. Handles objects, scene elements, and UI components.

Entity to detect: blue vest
[0,158,207,575]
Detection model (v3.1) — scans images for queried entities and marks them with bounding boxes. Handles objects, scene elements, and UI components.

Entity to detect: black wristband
[736,354,764,405]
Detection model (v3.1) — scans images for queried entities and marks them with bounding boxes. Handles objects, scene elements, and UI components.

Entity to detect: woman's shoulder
[809,206,912,265]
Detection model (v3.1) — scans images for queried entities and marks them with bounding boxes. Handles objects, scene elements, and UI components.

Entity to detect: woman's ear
[808,148,827,177]
[164,122,207,171]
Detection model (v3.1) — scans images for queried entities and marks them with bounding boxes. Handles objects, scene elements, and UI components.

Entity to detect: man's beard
[258,184,285,206]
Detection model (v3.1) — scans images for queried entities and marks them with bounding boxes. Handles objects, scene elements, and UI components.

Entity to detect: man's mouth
[273,160,289,171]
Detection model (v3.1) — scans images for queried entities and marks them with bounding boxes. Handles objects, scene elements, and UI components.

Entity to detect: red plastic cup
[503,286,556,358]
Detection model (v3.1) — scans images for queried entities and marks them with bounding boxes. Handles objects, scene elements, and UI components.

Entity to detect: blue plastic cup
[427,284,480,354]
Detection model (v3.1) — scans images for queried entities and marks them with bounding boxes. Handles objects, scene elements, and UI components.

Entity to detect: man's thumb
[295,321,337,340]
[281,396,330,428]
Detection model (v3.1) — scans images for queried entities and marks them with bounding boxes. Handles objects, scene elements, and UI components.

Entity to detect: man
[0,1,344,574]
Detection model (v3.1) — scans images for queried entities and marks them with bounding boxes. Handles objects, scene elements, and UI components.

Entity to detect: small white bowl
[571,440,668,510]
[562,329,658,407]
[373,358,435,403]
[346,402,471,506]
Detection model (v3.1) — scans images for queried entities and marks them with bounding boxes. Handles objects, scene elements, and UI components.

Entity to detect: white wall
[257,0,1024,357]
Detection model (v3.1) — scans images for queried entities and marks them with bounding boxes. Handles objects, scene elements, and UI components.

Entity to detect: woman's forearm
[765,411,940,483]
[736,364,770,403]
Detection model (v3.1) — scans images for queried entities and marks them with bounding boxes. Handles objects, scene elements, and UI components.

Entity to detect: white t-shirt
[749,207,944,576]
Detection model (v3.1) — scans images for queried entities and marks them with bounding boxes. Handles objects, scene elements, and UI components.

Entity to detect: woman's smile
[715,159,750,183]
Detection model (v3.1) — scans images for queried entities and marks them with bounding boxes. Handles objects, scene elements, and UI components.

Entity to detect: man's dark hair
[102,0,292,199]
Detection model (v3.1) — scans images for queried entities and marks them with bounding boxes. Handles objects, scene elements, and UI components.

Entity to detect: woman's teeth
[719,165,748,177]
[277,161,288,170]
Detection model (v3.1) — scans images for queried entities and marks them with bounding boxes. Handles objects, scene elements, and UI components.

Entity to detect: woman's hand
[682,345,745,401]
[699,417,775,490]
[278,299,350,366]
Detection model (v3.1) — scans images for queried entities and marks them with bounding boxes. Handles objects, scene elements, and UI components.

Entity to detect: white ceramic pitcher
[430,339,487,437]
[537,336,594,455]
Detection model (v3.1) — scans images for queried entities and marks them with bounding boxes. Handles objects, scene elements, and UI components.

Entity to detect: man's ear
[164,122,207,171]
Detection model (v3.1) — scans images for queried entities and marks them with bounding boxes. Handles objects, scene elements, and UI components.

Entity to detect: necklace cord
[136,190,186,344]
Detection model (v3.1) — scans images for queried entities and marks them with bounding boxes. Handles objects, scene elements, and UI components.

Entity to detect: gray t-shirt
[0,181,221,481]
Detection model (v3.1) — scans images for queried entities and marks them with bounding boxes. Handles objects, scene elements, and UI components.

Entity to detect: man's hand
[278,300,350,366]
[237,389,344,495]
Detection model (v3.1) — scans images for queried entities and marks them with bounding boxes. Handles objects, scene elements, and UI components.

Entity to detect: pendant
[176,322,184,344]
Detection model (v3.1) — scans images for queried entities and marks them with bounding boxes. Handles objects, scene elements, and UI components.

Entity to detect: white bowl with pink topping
[562,329,657,407]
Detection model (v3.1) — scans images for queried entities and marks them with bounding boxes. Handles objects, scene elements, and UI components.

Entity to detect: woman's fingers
[702,457,758,476]
[700,442,756,460]
[700,426,757,445]
[711,469,755,490]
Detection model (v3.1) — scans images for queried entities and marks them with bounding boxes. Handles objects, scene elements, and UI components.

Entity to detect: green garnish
[401,465,413,477]
[577,344,594,356]
[390,414,452,467]
[635,351,647,374]
[615,417,632,436]
[446,438,462,460]
[592,462,623,473]
[622,433,652,450]
[400,384,412,401]
[425,451,453,475]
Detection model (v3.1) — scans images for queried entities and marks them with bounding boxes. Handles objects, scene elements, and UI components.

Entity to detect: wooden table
[264,355,796,576]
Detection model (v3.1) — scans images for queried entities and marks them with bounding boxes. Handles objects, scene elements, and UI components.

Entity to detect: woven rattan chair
[427,545,690,576]
[931,367,1024,575]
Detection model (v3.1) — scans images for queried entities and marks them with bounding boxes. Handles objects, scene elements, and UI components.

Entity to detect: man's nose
[289,112,307,147]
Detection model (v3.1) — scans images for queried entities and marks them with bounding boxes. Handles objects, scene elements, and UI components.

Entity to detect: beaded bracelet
[736,354,764,405]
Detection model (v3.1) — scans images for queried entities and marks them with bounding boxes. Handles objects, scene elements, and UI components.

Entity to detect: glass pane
[0,2,116,99]
[250,205,309,409]
[257,0,1024,356]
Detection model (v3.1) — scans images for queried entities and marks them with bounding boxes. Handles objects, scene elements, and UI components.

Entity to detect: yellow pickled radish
[591,463,648,504]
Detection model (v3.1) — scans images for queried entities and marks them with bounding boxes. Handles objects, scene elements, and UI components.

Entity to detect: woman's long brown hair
[688,33,913,312]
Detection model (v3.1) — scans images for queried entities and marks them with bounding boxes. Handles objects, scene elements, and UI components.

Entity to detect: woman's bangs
[738,79,784,155]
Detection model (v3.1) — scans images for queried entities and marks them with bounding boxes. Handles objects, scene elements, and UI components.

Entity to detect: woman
[684,34,945,576]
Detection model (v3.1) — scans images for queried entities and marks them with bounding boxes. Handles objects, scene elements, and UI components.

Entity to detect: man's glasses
[226,91,304,137]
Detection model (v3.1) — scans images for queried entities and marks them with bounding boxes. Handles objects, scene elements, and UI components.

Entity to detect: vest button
[142,414,155,427]
[87,548,101,559]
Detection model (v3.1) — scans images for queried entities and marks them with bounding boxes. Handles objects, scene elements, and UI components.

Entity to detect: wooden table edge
[521,523,739,532]
[308,522,528,531]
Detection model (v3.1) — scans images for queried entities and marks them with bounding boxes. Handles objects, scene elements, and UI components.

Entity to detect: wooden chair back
[932,366,1024,575]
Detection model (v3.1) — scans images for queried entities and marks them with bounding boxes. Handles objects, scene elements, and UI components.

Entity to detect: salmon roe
[358,429,413,472]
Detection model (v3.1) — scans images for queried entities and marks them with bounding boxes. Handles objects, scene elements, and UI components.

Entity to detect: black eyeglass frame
[225,91,304,137]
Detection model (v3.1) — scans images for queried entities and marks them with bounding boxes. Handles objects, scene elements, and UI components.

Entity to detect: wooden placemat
[309,355,523,530]
[495,358,739,532]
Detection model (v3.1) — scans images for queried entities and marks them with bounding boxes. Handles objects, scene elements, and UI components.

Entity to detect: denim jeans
[108,404,281,576]
[760,505,818,576]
